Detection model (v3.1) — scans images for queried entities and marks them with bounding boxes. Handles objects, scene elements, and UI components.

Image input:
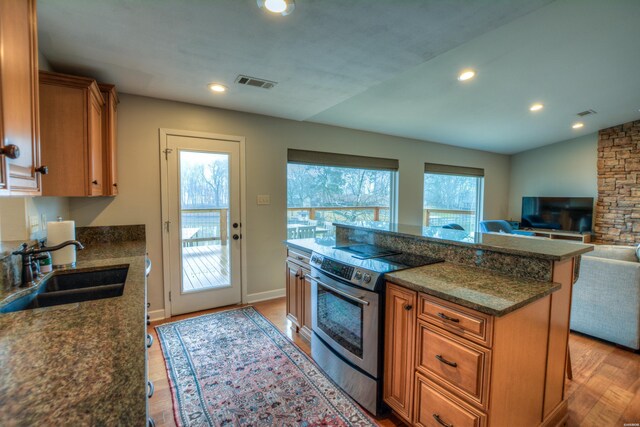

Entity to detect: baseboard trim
[245,288,285,304]
[148,309,166,322]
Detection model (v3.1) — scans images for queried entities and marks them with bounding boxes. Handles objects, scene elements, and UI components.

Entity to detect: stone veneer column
[595,119,640,244]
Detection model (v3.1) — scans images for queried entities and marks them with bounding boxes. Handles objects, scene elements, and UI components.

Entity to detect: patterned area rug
[156,306,376,427]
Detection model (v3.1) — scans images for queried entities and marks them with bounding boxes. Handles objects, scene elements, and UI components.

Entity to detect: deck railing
[179,207,476,245]
[287,206,390,223]
[181,208,228,246]
[423,208,476,231]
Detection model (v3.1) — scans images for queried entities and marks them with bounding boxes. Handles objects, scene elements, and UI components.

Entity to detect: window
[287,149,398,238]
[423,163,484,233]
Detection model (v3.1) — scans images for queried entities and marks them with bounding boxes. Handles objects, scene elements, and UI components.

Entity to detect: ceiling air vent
[577,109,597,117]
[235,75,277,90]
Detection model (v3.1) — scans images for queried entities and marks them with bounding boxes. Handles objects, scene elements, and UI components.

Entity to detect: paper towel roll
[47,220,76,267]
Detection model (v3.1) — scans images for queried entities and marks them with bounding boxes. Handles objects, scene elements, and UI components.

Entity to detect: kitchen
[1,1,640,426]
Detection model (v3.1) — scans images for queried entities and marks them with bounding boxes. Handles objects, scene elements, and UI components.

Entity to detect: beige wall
[508,133,598,220]
[68,94,511,312]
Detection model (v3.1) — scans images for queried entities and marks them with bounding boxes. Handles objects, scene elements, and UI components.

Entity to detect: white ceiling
[38,0,640,154]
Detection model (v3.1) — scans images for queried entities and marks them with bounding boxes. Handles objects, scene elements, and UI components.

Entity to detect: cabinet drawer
[419,294,493,347]
[287,248,311,266]
[416,321,490,409]
[414,373,486,427]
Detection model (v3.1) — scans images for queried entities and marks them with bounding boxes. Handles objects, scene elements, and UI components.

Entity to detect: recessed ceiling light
[457,70,476,81]
[208,83,227,93]
[257,0,295,16]
[572,122,584,129]
[530,103,544,112]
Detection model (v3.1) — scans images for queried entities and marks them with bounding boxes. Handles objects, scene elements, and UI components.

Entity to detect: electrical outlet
[256,195,271,205]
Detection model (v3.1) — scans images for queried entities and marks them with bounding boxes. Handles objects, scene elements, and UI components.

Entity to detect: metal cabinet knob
[232,234,240,240]
[232,222,239,228]
[404,304,413,311]
[35,165,48,175]
[0,144,20,159]
[113,183,118,187]
[92,180,99,185]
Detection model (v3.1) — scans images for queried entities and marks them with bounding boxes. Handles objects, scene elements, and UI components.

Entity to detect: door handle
[307,276,370,306]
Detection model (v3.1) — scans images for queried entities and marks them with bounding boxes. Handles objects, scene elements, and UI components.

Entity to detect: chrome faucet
[12,240,85,288]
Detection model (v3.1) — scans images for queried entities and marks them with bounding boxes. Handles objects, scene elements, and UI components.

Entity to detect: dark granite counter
[285,237,336,254]
[386,262,560,316]
[0,240,147,426]
[335,221,593,261]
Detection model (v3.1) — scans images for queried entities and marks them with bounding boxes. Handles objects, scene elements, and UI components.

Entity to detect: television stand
[526,229,593,243]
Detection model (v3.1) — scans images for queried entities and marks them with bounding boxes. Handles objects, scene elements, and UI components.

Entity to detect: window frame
[423,163,485,233]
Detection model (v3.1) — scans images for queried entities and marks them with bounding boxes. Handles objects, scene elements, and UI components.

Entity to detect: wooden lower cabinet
[383,282,417,423]
[384,273,573,427]
[286,260,302,327]
[285,248,312,342]
[414,374,486,427]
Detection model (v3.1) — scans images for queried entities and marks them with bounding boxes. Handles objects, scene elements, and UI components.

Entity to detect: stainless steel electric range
[308,244,443,415]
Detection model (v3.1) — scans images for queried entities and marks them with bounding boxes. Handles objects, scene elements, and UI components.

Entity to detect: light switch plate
[29,215,40,233]
[256,195,271,205]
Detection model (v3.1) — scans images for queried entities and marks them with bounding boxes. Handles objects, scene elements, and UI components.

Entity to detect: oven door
[309,269,379,377]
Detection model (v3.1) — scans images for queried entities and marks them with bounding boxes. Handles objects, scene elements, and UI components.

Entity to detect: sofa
[570,245,640,350]
[478,220,536,236]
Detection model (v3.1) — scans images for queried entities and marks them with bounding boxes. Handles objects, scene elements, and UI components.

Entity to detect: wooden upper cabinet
[39,71,105,196]
[98,83,118,195]
[0,0,42,195]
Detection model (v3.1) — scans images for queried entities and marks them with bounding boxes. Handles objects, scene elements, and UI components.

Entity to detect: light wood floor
[148,298,640,427]
[181,244,229,291]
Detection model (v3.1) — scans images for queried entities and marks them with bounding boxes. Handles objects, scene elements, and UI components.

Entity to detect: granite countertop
[285,237,336,254]
[335,221,593,261]
[0,241,147,426]
[386,262,560,317]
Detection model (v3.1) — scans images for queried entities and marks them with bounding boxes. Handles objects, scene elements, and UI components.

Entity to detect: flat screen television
[520,197,594,233]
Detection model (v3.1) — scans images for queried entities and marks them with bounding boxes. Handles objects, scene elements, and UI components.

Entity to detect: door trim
[159,128,247,318]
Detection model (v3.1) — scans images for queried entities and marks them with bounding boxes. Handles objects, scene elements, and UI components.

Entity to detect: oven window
[317,284,364,358]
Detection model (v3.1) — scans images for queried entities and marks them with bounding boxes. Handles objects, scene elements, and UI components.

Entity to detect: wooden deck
[181,244,229,291]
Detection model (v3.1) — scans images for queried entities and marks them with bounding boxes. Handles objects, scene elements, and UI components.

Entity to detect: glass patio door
[164,134,241,315]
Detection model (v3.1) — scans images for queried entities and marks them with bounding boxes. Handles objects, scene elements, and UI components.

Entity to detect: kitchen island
[0,226,148,426]
[287,222,592,426]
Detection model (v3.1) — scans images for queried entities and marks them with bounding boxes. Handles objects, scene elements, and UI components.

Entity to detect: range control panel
[310,252,378,290]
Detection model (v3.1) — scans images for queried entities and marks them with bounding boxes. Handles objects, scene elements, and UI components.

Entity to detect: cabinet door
[384,282,417,423]
[299,268,313,341]
[99,84,118,195]
[286,261,301,328]
[87,90,103,196]
[0,0,40,195]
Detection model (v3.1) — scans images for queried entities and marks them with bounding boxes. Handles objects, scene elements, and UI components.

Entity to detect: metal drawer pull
[148,417,156,427]
[308,276,370,306]
[435,354,458,368]
[437,312,460,323]
[147,380,154,398]
[433,413,453,427]
[147,333,153,348]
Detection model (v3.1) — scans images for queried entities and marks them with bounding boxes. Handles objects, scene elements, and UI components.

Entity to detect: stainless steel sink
[1,265,129,313]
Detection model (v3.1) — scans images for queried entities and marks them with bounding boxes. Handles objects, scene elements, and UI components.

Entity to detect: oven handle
[308,275,371,306]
